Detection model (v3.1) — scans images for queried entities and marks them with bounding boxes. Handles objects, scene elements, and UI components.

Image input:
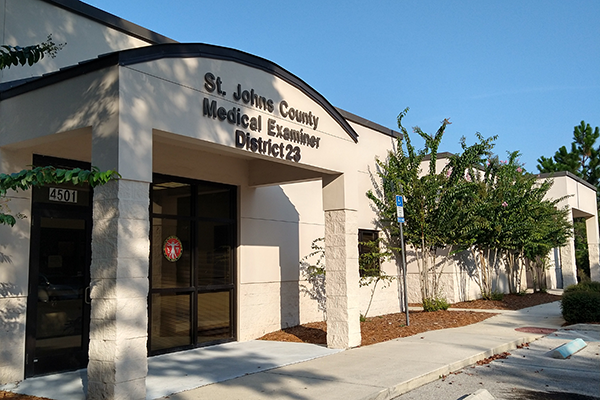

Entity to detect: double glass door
[149,176,236,354]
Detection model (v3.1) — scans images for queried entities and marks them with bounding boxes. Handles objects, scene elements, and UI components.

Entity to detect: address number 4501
[49,187,78,203]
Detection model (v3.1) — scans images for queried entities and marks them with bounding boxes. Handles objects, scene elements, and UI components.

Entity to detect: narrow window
[358,229,380,277]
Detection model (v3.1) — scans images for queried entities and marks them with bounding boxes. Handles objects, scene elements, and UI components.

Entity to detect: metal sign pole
[399,222,409,326]
[396,195,409,326]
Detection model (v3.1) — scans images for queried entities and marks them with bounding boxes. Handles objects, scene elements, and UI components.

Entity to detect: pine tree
[537,121,600,187]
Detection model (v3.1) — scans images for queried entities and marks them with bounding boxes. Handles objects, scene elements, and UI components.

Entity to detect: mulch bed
[258,310,497,347]
[258,292,562,347]
[450,292,561,310]
[0,393,52,400]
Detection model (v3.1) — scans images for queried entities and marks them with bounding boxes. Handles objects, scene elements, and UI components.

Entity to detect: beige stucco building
[1,1,598,399]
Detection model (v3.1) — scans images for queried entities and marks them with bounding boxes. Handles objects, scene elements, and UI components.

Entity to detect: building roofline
[422,152,455,161]
[537,171,598,192]
[0,43,359,142]
[41,0,177,44]
[418,157,597,191]
[336,108,402,139]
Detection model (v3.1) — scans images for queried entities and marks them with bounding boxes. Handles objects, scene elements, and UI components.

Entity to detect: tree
[460,153,572,295]
[537,121,600,187]
[369,108,572,304]
[1,36,64,197]
[367,108,495,307]
[1,35,65,70]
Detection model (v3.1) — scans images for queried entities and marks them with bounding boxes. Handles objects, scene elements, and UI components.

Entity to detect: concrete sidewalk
[1,301,566,400]
[165,302,565,400]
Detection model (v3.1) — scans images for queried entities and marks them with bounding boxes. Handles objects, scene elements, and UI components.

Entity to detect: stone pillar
[560,209,578,288]
[88,180,150,400]
[0,149,30,384]
[586,215,600,282]
[322,173,361,349]
[324,209,361,348]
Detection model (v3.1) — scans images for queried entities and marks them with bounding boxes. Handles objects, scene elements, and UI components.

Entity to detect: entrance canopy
[0,44,364,184]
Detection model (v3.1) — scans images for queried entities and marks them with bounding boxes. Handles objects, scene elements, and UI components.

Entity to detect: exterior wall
[0,67,118,150]
[545,175,597,216]
[351,122,403,317]
[586,215,600,282]
[0,150,33,383]
[0,296,26,382]
[238,181,321,340]
[544,174,599,285]
[1,0,154,84]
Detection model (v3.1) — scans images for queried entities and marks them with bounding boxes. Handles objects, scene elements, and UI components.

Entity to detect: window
[358,229,380,277]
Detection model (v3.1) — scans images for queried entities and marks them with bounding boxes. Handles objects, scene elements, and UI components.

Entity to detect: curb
[562,323,600,332]
[359,335,540,400]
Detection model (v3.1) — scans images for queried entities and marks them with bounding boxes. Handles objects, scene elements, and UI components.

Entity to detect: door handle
[85,286,91,305]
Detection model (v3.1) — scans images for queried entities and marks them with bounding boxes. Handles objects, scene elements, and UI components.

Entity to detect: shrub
[423,297,449,312]
[561,282,600,324]
[564,281,600,293]
[491,291,504,301]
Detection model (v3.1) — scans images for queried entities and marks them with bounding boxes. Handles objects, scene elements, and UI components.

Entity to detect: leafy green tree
[1,35,64,69]
[522,203,572,292]
[367,108,495,307]
[461,153,572,295]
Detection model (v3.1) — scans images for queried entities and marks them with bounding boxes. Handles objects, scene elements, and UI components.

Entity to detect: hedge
[561,282,600,324]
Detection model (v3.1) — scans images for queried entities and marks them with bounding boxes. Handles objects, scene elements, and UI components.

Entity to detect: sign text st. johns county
[202,72,323,163]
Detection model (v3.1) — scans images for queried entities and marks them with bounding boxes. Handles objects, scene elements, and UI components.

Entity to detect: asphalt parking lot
[393,326,600,400]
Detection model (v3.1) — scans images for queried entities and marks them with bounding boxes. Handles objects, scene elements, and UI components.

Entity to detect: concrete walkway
[2,301,568,400]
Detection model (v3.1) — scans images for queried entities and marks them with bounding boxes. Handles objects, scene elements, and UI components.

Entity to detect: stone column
[324,209,361,348]
[322,174,361,349]
[0,149,30,383]
[586,215,600,282]
[88,77,153,399]
[560,209,578,287]
[88,179,150,400]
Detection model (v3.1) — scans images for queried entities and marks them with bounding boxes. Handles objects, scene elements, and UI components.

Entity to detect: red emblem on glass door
[163,236,183,262]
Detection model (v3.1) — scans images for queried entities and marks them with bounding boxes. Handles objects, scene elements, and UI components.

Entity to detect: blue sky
[87,0,600,171]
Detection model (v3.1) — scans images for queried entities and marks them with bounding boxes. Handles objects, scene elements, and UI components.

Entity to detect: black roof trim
[422,152,455,160]
[42,0,177,45]
[0,43,359,142]
[336,107,402,139]
[0,77,40,91]
[537,171,597,191]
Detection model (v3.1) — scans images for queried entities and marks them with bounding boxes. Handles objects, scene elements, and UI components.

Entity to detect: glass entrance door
[149,176,236,355]
[25,156,93,377]
[26,212,91,376]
